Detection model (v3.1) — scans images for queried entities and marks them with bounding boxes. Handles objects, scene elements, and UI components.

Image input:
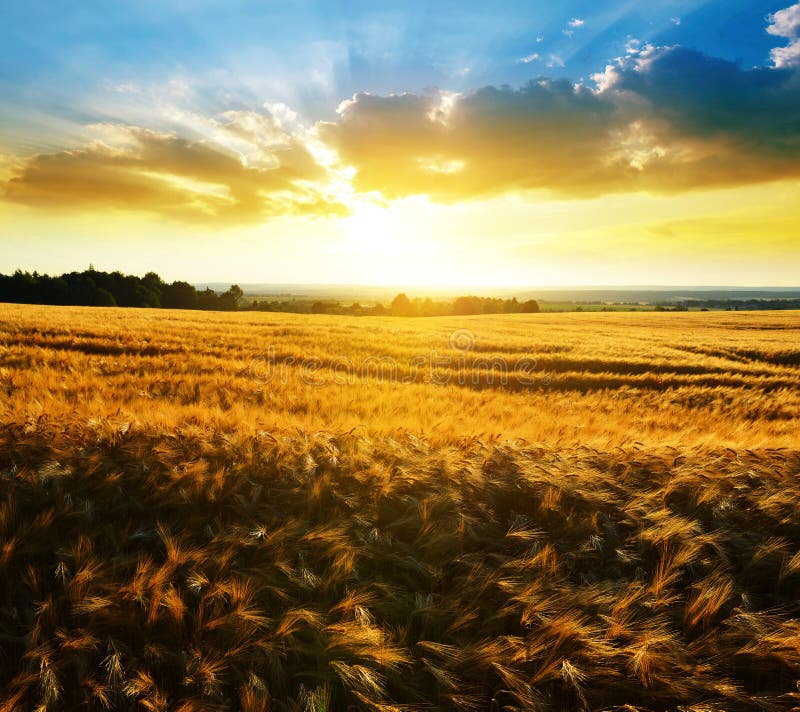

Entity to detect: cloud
[625,38,643,54]
[771,40,800,66]
[563,18,584,37]
[768,3,800,67]
[767,3,800,38]
[318,82,620,201]
[0,118,347,224]
[319,46,800,202]
[604,46,800,154]
[3,11,800,222]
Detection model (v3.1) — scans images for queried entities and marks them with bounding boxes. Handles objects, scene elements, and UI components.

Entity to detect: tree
[453,296,481,315]
[391,293,413,316]
[219,285,244,311]
[142,272,163,292]
[40,277,70,305]
[196,288,220,310]
[141,272,164,307]
[70,274,99,306]
[161,281,198,310]
[520,299,540,313]
[92,288,117,307]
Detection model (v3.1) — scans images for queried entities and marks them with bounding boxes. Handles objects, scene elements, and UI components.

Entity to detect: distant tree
[161,281,198,310]
[219,285,244,311]
[0,268,553,318]
[40,276,70,305]
[453,296,481,315]
[196,288,220,310]
[141,272,164,307]
[92,288,117,307]
[4,271,38,303]
[70,274,99,306]
[143,272,163,292]
[391,293,413,316]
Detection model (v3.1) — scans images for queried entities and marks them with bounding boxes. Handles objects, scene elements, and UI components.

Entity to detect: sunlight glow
[333,199,469,286]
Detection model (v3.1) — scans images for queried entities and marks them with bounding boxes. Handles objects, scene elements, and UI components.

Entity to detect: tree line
[259,293,540,316]
[0,268,244,310]
[0,269,540,316]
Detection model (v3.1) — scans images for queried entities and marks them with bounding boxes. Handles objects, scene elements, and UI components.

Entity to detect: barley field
[1,304,800,710]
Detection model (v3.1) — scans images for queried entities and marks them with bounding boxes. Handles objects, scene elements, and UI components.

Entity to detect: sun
[332,198,457,286]
[332,196,515,288]
[339,201,402,258]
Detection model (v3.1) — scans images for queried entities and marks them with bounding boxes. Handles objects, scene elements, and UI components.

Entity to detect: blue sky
[0,1,791,152]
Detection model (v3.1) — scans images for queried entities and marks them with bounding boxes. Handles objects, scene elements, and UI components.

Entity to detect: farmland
[3,305,800,448]
[1,304,800,710]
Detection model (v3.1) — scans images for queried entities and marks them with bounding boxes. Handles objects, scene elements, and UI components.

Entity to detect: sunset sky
[1,1,799,286]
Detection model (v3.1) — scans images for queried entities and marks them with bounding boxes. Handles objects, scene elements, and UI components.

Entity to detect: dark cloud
[609,48,800,151]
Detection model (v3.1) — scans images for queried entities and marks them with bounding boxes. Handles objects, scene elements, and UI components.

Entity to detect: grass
[1,304,800,710]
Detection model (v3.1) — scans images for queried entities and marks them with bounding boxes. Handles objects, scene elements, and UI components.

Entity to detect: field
[1,304,800,710]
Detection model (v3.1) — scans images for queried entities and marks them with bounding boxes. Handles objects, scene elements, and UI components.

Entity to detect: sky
[0,0,799,287]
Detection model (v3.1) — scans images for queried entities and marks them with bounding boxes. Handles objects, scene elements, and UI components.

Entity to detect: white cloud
[547,54,566,68]
[263,102,299,129]
[590,65,615,92]
[767,4,800,67]
[563,18,584,38]
[771,39,800,67]
[767,3,800,38]
[518,53,541,64]
[536,36,544,43]
[625,38,641,54]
